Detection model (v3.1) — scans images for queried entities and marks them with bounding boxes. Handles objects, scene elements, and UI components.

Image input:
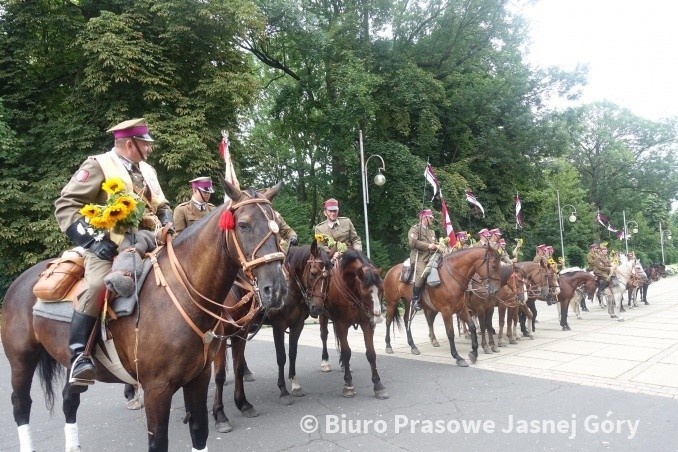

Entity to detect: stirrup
[69,354,95,385]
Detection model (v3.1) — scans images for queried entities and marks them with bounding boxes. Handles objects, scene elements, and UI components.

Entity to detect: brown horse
[313,250,387,399]
[383,246,502,366]
[497,300,533,346]
[516,260,561,337]
[210,242,332,433]
[555,270,597,330]
[1,180,288,452]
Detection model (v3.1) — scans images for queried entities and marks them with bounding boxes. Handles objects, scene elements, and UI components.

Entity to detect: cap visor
[134,134,154,142]
[198,187,215,193]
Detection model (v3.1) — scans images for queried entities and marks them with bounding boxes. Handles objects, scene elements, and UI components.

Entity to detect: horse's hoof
[562,325,571,331]
[126,398,143,410]
[644,302,649,305]
[509,338,518,345]
[411,347,421,355]
[243,372,255,383]
[618,317,625,322]
[482,347,492,355]
[610,314,618,318]
[457,358,469,367]
[498,340,506,347]
[469,352,478,364]
[491,345,500,353]
[374,388,389,399]
[320,361,331,372]
[291,387,305,397]
[241,407,259,418]
[431,340,440,347]
[342,386,355,398]
[279,395,294,406]
[215,420,233,433]
[385,346,393,354]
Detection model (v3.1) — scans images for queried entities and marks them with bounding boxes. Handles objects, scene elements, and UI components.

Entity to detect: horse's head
[328,250,384,327]
[286,241,332,318]
[221,178,288,309]
[509,263,529,304]
[474,246,502,295]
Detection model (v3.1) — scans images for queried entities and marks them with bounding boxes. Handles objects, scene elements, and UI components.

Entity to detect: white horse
[604,259,642,320]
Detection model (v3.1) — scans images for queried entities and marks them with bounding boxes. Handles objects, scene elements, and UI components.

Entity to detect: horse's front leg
[231,336,258,418]
[362,322,388,399]
[459,308,479,364]
[143,384,175,452]
[486,307,499,352]
[560,299,571,331]
[478,311,491,354]
[272,323,292,405]
[320,314,332,372]
[440,309,468,367]
[182,366,212,452]
[62,383,83,452]
[425,309,440,348]
[384,296,396,354]
[335,322,354,397]
[211,341,232,433]
[497,305,507,347]
[403,294,421,355]
[287,316,306,398]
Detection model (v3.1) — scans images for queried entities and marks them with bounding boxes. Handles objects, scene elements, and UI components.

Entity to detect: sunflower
[102,204,127,223]
[102,178,126,195]
[79,204,102,219]
[89,215,114,230]
[115,195,137,216]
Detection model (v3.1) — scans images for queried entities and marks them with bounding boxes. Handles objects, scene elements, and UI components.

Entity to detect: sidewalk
[253,276,678,399]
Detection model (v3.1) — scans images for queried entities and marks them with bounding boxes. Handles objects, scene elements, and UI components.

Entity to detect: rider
[452,231,470,251]
[55,118,173,390]
[173,176,215,233]
[473,228,491,247]
[488,228,503,250]
[533,244,547,263]
[408,209,441,311]
[275,210,298,252]
[314,198,361,258]
[592,244,615,316]
[497,238,514,264]
[586,243,599,270]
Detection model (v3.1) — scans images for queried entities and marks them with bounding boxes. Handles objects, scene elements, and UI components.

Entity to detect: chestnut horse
[210,242,332,433]
[383,246,502,366]
[516,260,561,337]
[313,250,387,399]
[555,270,597,330]
[1,181,288,452]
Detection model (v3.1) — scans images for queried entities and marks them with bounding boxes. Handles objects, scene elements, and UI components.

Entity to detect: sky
[520,0,678,121]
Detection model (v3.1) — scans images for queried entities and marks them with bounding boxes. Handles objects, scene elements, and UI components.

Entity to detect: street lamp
[660,222,672,264]
[622,210,639,255]
[557,190,577,265]
[359,129,386,259]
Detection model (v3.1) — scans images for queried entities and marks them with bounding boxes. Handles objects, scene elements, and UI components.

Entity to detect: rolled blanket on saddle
[104,230,157,297]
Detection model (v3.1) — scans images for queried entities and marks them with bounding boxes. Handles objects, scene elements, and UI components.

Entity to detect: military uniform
[54,118,171,387]
[173,200,215,233]
[533,250,546,263]
[314,217,361,253]
[592,250,614,314]
[408,223,437,286]
[275,211,297,252]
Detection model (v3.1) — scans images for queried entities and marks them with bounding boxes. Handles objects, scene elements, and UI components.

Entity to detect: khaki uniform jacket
[472,239,488,248]
[586,250,597,270]
[314,217,362,253]
[55,150,172,243]
[275,211,296,241]
[408,223,437,286]
[592,254,613,280]
[173,200,215,233]
[533,251,546,263]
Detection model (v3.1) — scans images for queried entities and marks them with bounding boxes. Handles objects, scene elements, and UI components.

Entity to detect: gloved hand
[89,238,118,261]
[289,236,298,247]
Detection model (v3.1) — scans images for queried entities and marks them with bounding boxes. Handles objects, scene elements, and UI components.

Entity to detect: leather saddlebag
[32,250,85,301]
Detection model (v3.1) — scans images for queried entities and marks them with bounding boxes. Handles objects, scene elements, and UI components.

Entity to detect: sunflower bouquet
[314,233,347,252]
[79,178,146,236]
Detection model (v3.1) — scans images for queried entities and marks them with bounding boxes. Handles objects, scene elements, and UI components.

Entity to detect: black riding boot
[69,311,97,385]
[411,285,423,311]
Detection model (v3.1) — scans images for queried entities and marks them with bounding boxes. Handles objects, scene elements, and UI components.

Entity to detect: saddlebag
[32,250,85,301]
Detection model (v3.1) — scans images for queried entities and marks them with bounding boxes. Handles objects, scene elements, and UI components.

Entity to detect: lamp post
[557,190,577,265]
[660,222,672,264]
[622,210,639,255]
[359,130,386,259]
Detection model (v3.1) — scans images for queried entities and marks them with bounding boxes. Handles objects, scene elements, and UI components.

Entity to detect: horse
[555,270,597,330]
[640,263,665,304]
[1,180,288,452]
[602,259,638,319]
[312,250,387,399]
[382,246,502,365]
[497,299,533,346]
[621,259,647,310]
[210,242,332,433]
[465,263,528,353]
[516,260,561,337]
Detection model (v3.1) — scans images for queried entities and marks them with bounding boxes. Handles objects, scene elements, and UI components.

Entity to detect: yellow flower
[314,234,325,243]
[80,204,101,219]
[103,204,127,223]
[89,215,113,230]
[115,195,137,215]
[102,178,125,195]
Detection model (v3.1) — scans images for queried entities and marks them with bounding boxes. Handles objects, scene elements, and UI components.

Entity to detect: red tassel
[219,210,235,230]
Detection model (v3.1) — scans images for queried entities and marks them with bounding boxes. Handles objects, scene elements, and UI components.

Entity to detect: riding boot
[411,285,423,311]
[69,311,97,384]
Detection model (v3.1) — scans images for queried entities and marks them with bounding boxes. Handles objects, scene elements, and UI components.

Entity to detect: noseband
[296,255,330,308]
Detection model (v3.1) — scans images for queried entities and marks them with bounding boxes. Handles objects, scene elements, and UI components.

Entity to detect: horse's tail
[36,348,65,413]
[392,301,403,333]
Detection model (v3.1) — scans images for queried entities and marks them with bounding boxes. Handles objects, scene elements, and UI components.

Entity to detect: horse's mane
[340,249,381,288]
[285,244,331,270]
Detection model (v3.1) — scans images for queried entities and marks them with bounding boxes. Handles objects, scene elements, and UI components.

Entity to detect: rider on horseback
[591,243,614,313]
[408,209,442,311]
[55,118,173,390]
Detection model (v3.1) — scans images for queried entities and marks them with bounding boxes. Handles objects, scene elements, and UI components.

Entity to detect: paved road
[1,277,677,451]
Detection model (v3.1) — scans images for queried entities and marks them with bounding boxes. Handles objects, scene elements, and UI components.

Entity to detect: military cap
[478,228,491,238]
[418,209,433,218]
[498,238,506,246]
[107,118,154,142]
[456,231,468,240]
[323,198,339,211]
[489,228,502,236]
[536,244,547,250]
[190,176,215,193]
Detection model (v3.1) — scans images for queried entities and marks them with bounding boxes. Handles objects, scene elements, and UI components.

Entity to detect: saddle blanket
[33,258,153,322]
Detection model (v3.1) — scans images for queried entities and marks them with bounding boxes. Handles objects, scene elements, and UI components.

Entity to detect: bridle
[295,254,330,310]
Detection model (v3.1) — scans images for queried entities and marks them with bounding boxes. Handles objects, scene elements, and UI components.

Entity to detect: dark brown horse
[516,260,560,337]
[210,242,332,433]
[1,181,288,451]
[313,250,387,399]
[639,263,666,304]
[383,246,502,366]
[555,270,597,330]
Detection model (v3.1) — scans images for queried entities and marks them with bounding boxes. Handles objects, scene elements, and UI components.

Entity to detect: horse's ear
[219,175,243,202]
[261,181,284,201]
[311,239,318,256]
